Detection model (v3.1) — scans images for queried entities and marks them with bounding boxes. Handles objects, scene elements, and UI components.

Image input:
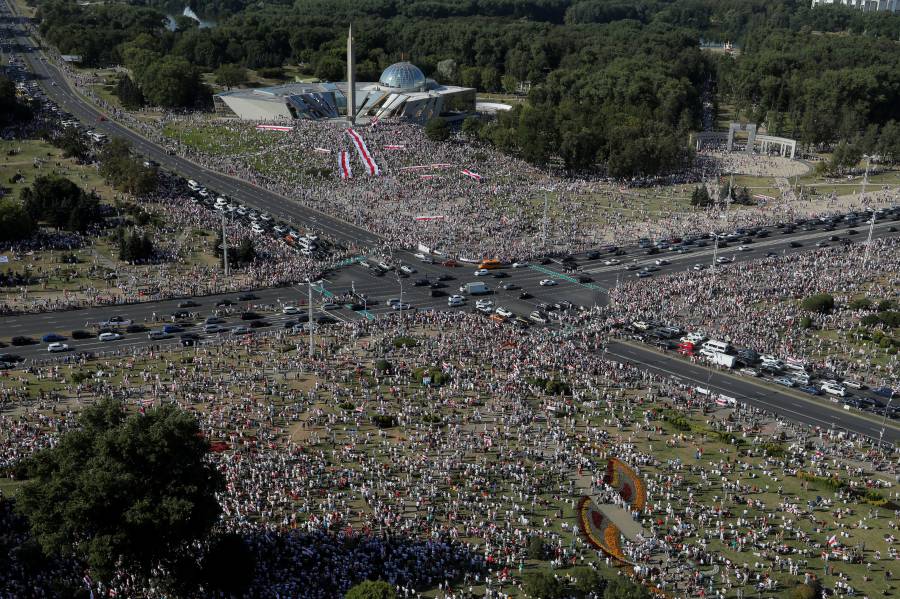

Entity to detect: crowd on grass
[602,237,900,388]
[2,312,900,598]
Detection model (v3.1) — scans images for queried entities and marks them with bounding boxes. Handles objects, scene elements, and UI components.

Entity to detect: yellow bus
[478,259,502,270]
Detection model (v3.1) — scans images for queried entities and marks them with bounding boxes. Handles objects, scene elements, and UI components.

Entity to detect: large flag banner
[346,128,380,176]
[414,215,446,221]
[314,147,331,154]
[461,169,482,181]
[384,145,405,150]
[338,151,352,179]
[256,124,294,132]
[399,163,454,171]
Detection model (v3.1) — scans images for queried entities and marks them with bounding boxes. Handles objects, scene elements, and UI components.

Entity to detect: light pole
[307,279,314,358]
[879,397,894,458]
[221,211,229,278]
[541,186,555,251]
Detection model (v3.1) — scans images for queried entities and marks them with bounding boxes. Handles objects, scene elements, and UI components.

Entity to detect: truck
[710,352,738,368]
[459,281,490,295]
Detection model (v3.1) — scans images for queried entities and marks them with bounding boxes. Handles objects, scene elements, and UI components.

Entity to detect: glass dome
[378,62,426,92]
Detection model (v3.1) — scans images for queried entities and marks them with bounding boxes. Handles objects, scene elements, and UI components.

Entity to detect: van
[821,382,846,397]
[187,179,199,190]
[702,340,731,355]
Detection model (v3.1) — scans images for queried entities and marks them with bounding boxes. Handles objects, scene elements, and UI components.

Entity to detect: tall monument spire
[346,24,356,123]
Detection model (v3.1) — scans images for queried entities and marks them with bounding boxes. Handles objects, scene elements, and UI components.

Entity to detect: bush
[527,535,545,560]
[849,297,873,310]
[762,442,786,457]
[422,413,444,427]
[522,571,564,599]
[571,567,604,597]
[791,582,819,599]
[801,293,834,314]
[392,336,417,348]
[799,316,813,329]
[414,366,448,386]
[70,370,92,384]
[339,401,356,411]
[374,359,391,374]
[424,117,451,142]
[371,414,397,429]
[878,299,898,312]
[880,311,900,328]
[861,314,882,327]
[345,580,397,599]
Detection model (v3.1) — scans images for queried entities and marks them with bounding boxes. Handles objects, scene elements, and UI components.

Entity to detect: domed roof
[379,62,426,91]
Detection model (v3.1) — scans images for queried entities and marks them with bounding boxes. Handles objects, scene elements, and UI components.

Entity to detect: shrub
[70,370,92,384]
[878,299,898,312]
[414,367,448,386]
[527,536,546,560]
[792,582,819,599]
[374,359,391,374]
[424,117,450,142]
[880,311,900,328]
[392,336,417,348]
[848,297,873,310]
[799,316,813,329]
[801,293,834,314]
[879,337,894,349]
[339,401,356,411]
[762,442,786,457]
[861,314,882,327]
[422,413,444,426]
[522,572,565,599]
[345,580,397,599]
[371,414,397,429]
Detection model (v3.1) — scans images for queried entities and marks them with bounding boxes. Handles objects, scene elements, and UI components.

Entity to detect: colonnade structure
[694,122,797,159]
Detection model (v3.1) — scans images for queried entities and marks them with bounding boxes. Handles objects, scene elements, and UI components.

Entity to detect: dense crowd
[2,312,899,598]
[605,237,900,387]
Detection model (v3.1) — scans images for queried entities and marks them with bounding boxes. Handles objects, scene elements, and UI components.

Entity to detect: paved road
[1,4,382,248]
[605,341,900,444]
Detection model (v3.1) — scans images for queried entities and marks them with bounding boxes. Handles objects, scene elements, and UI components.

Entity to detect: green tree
[424,117,451,142]
[140,56,207,108]
[691,185,711,207]
[603,576,651,599]
[0,74,31,124]
[461,115,483,137]
[801,293,835,314]
[215,63,247,89]
[0,199,37,242]
[115,74,145,109]
[118,231,155,262]
[20,175,100,231]
[52,127,90,161]
[830,140,862,174]
[235,237,256,264]
[16,398,224,584]
[522,571,565,599]
[571,566,604,597]
[345,580,397,599]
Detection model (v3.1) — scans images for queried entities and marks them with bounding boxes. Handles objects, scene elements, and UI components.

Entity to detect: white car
[539,279,557,286]
[654,258,670,266]
[473,268,490,276]
[251,224,265,234]
[821,382,847,397]
[511,262,528,268]
[447,295,465,307]
[693,263,706,271]
[603,259,620,266]
[842,379,865,390]
[282,306,300,315]
[739,368,760,377]
[475,299,494,312]
[98,332,122,342]
[715,256,733,264]
[399,265,415,275]
[495,306,513,318]
[48,342,69,352]
[413,252,427,261]
[737,245,752,252]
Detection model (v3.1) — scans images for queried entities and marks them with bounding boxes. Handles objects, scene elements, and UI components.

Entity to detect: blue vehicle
[873,386,897,399]
[41,333,66,343]
[799,385,822,395]
[162,324,183,334]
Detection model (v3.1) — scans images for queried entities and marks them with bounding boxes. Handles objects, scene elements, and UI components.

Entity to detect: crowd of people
[2,312,899,598]
[604,236,900,388]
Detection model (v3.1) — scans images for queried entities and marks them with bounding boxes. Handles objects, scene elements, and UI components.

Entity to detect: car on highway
[511,262,528,268]
[518,291,532,300]
[100,316,132,327]
[399,265,416,275]
[529,311,548,324]
[238,293,258,301]
[231,326,252,335]
[737,245,751,252]
[392,302,413,311]
[501,282,520,290]
[654,258,669,266]
[98,332,122,342]
[162,324,183,334]
[636,271,652,278]
[821,382,847,397]
[693,264,706,271]
[216,298,236,306]
[437,274,455,281]
[41,333,66,343]
[473,268,489,276]
[447,295,465,307]
[282,305,300,314]
[873,386,897,399]
[842,379,866,390]
[180,333,200,346]
[603,259,620,266]
[475,299,494,313]
[148,330,172,340]
[739,368,760,377]
[47,342,69,352]
[496,306,513,318]
[204,324,224,334]
[799,385,822,395]
[539,279,557,286]
[178,300,201,308]
[491,271,509,278]
[413,278,430,286]
[205,316,225,325]
[715,256,733,264]
[625,263,639,270]
[789,241,802,248]
[240,311,262,320]
[774,376,795,387]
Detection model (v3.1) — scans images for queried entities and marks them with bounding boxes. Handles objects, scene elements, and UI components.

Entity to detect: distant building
[215,27,475,124]
[810,0,900,12]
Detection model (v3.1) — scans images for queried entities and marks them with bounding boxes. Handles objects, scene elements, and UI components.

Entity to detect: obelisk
[346,24,355,123]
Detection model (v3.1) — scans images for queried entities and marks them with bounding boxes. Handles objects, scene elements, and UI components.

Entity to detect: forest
[29,0,900,175]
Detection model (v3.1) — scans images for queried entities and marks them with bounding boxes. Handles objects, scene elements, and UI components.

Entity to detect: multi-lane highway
[3,1,900,443]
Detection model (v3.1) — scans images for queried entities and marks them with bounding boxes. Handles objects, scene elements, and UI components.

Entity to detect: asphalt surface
[605,341,900,444]
[3,4,900,443]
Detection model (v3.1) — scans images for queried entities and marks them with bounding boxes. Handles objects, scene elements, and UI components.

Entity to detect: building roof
[379,62,426,92]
